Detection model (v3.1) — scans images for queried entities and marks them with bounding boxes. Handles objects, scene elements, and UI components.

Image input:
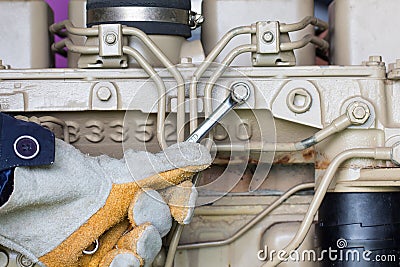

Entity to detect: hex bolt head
[97,86,112,101]
[13,136,40,160]
[262,31,274,43]
[369,55,382,63]
[347,101,370,125]
[352,106,367,119]
[231,82,251,104]
[104,33,117,45]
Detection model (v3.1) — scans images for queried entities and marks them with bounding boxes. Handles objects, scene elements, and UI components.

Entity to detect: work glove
[0,139,211,267]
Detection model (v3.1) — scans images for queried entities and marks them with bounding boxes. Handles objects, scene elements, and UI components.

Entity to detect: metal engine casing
[1,0,400,267]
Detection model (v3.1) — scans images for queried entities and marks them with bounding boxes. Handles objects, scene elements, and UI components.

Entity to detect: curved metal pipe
[189,25,255,132]
[280,34,329,52]
[50,20,99,37]
[280,16,328,33]
[177,183,315,250]
[52,39,99,55]
[123,27,186,142]
[263,147,392,267]
[123,46,168,149]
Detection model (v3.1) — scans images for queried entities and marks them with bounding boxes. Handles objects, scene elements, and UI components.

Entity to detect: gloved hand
[0,139,211,267]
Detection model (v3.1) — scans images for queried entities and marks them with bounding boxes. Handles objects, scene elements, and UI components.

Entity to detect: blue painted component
[0,113,55,172]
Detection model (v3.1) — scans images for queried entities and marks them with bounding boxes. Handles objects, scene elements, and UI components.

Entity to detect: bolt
[364,55,385,67]
[179,57,194,67]
[13,136,40,160]
[180,57,193,64]
[104,33,117,45]
[262,31,274,43]
[347,101,370,125]
[369,55,382,63]
[97,86,112,101]
[231,82,251,104]
[352,106,367,119]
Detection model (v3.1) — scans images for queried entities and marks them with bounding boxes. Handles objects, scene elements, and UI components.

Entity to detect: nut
[347,101,370,125]
[391,142,400,166]
[104,33,117,45]
[262,31,274,43]
[97,86,112,101]
[231,82,251,103]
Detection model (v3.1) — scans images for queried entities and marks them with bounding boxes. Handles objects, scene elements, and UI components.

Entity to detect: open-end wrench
[186,82,251,143]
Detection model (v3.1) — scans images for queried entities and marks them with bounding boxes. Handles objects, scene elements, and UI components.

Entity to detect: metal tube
[263,148,392,267]
[280,16,328,33]
[204,45,257,118]
[123,27,186,142]
[50,20,99,37]
[215,114,352,152]
[189,26,255,133]
[280,34,329,52]
[52,39,99,55]
[177,183,315,250]
[164,223,184,267]
[123,46,168,149]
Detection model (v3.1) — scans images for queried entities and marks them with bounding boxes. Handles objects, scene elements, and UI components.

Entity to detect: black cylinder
[86,0,192,38]
[316,192,400,266]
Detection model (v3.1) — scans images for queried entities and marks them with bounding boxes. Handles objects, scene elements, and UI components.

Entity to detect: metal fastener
[13,136,40,160]
[262,31,274,43]
[97,86,112,101]
[179,57,194,67]
[186,82,251,143]
[352,106,367,119]
[104,33,117,45]
[286,88,312,114]
[369,55,382,63]
[347,101,370,125]
[364,55,384,67]
[231,82,251,104]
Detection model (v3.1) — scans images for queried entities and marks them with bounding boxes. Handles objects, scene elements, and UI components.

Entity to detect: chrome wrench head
[186,84,251,143]
[230,82,251,104]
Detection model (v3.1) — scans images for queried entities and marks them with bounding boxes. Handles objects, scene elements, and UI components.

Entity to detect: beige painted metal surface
[329,0,400,66]
[1,1,400,266]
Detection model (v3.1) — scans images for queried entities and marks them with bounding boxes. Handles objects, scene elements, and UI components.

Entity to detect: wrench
[186,82,251,143]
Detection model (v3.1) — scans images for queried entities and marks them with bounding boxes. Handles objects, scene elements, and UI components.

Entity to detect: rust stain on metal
[315,160,330,169]
[302,148,315,161]
[275,155,291,164]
